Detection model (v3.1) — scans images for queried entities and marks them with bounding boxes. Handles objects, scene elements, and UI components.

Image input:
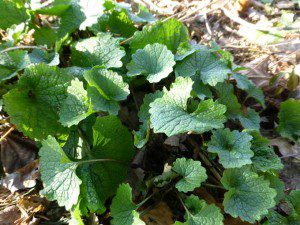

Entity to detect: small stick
[268,49,299,68]
[221,4,276,33]
[280,153,300,159]
[188,137,222,181]
[0,126,15,142]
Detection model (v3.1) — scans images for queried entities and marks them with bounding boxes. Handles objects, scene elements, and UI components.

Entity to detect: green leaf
[111,183,145,225]
[0,0,29,29]
[131,5,155,23]
[175,48,231,86]
[108,9,137,37]
[172,158,207,193]
[221,167,276,223]
[277,98,300,142]
[178,195,223,225]
[233,73,265,107]
[70,200,85,225]
[59,78,92,127]
[71,33,125,68]
[39,136,81,210]
[5,22,26,45]
[210,42,234,69]
[192,79,213,100]
[0,50,30,82]
[33,27,58,47]
[84,67,129,115]
[215,82,242,119]
[133,90,164,148]
[127,43,175,83]
[149,77,227,136]
[208,128,253,168]
[78,164,106,215]
[286,190,300,212]
[62,130,81,158]
[265,211,289,225]
[78,0,105,30]
[37,0,105,37]
[130,18,189,54]
[91,115,136,201]
[262,172,285,203]
[238,108,260,131]
[28,49,60,66]
[265,190,300,225]
[3,64,72,139]
[250,131,283,172]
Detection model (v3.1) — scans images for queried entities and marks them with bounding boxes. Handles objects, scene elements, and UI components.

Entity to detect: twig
[204,13,213,38]
[0,126,15,142]
[176,192,189,213]
[0,45,47,54]
[251,0,266,9]
[137,0,173,15]
[179,0,229,22]
[268,49,299,68]
[280,153,300,159]
[221,4,277,33]
[188,137,222,181]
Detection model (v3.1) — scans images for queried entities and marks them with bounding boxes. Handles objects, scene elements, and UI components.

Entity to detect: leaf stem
[176,192,191,216]
[0,45,47,54]
[136,192,155,209]
[203,183,225,190]
[188,137,222,181]
[76,158,128,166]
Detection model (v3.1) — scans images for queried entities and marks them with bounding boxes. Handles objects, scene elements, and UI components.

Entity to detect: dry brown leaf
[271,137,300,159]
[0,135,37,173]
[0,205,22,225]
[234,0,251,13]
[140,202,174,225]
[224,216,252,225]
[18,195,47,214]
[0,160,40,193]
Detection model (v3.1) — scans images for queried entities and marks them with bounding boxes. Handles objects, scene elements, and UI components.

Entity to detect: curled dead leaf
[0,160,39,193]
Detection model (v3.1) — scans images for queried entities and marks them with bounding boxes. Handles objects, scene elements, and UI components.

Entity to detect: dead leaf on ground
[271,137,300,159]
[224,216,252,225]
[18,195,48,215]
[271,137,300,190]
[164,134,187,147]
[140,202,174,225]
[0,160,39,193]
[0,205,22,225]
[0,135,37,173]
[241,55,271,88]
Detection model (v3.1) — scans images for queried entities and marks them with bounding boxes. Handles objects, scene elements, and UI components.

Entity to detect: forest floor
[0,0,299,224]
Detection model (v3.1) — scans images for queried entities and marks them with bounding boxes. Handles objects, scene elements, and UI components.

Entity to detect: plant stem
[203,183,226,190]
[76,158,128,166]
[188,137,222,181]
[176,192,190,214]
[0,45,47,54]
[136,192,155,209]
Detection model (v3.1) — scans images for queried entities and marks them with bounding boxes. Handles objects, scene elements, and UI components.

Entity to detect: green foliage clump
[1,1,299,224]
